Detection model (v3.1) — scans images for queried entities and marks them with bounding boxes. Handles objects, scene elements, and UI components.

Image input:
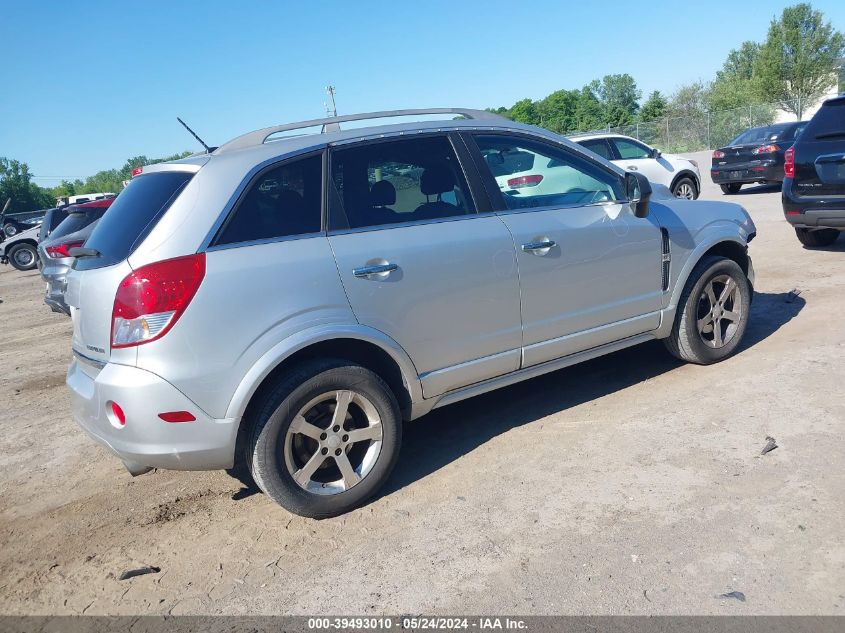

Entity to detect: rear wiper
[69,247,101,258]
[814,132,845,140]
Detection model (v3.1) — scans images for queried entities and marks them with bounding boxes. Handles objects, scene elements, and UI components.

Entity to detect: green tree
[717,41,761,82]
[755,2,845,118]
[591,73,641,124]
[0,157,54,213]
[508,98,540,125]
[639,90,668,122]
[574,86,605,131]
[537,89,579,133]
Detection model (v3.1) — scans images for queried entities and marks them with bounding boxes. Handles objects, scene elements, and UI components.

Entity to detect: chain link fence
[571,99,809,153]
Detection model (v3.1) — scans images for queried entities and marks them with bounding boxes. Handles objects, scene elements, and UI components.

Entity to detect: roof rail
[216,108,505,153]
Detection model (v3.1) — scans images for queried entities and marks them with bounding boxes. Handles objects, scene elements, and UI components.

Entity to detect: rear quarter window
[74,172,192,271]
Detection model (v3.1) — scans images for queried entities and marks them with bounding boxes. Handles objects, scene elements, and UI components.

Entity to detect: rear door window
[75,172,193,271]
[329,135,476,230]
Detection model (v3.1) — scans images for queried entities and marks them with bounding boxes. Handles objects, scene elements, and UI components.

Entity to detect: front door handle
[353,262,398,278]
[521,239,557,254]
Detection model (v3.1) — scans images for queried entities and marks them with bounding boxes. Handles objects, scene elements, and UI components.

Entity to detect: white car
[572,134,701,199]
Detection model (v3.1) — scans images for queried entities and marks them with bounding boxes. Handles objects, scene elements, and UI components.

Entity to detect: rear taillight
[111,253,206,348]
[712,150,725,159]
[45,240,84,259]
[784,147,795,178]
[507,174,543,189]
[131,166,143,177]
[752,144,780,155]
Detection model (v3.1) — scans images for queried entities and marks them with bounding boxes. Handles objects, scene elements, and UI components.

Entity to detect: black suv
[783,95,845,247]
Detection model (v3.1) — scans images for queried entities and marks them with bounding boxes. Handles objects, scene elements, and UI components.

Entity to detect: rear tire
[672,177,698,200]
[8,243,37,271]
[795,227,839,248]
[245,358,402,518]
[720,183,742,194]
[664,256,751,364]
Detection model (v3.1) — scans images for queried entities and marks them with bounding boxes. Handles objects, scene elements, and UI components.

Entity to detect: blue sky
[3,0,844,185]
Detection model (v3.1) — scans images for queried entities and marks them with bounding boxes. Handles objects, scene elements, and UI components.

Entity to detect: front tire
[720,183,742,194]
[8,243,38,271]
[672,177,698,200]
[245,359,402,518]
[664,256,751,364]
[795,227,839,248]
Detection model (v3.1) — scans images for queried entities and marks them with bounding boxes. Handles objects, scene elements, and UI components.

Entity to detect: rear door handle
[521,239,556,253]
[353,263,398,278]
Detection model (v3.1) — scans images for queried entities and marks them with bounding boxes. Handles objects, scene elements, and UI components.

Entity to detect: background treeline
[488,3,844,133]
[3,3,843,216]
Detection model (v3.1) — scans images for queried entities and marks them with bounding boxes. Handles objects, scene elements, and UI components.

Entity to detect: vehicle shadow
[734,183,780,195]
[377,290,804,501]
[226,291,805,509]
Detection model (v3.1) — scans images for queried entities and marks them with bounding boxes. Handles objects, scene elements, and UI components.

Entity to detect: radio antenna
[176,117,214,153]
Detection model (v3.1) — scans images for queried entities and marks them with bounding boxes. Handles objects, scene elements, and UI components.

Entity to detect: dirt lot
[1,151,843,615]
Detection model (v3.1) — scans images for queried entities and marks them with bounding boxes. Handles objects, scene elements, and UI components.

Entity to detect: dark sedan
[711,121,807,194]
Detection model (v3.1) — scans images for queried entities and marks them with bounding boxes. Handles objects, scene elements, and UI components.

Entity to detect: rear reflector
[785,210,801,215]
[112,253,206,348]
[110,401,126,425]
[45,240,84,259]
[158,411,196,423]
[507,174,543,188]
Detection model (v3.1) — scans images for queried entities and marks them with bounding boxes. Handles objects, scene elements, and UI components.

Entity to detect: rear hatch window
[801,100,845,141]
[51,208,107,240]
[74,172,193,272]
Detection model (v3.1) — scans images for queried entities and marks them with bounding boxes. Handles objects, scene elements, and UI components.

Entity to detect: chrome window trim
[197,144,327,252]
[326,211,492,237]
[73,348,106,369]
[205,231,326,253]
[493,199,629,218]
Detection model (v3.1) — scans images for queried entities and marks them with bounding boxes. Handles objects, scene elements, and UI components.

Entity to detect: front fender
[224,323,424,420]
[655,228,750,339]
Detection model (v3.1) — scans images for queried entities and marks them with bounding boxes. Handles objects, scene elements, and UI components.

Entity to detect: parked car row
[709,94,845,247]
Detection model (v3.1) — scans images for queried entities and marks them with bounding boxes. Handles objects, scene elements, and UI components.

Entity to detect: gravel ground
[0,150,843,615]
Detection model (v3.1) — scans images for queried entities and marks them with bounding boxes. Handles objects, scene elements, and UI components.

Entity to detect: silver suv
[65,108,756,518]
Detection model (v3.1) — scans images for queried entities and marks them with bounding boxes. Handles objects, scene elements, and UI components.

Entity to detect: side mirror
[651,147,662,159]
[626,171,652,218]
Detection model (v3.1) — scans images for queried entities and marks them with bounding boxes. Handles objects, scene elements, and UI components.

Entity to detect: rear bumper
[782,179,845,229]
[711,160,782,184]
[41,261,72,315]
[67,357,238,471]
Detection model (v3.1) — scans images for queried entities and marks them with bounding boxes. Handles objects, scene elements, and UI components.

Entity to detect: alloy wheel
[283,390,383,495]
[674,182,695,199]
[696,274,742,348]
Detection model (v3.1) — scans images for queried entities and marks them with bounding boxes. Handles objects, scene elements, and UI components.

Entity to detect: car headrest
[370,180,396,206]
[420,165,456,195]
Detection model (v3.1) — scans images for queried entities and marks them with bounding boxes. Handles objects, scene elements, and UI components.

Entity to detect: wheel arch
[657,236,750,338]
[670,170,700,195]
[227,325,422,426]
